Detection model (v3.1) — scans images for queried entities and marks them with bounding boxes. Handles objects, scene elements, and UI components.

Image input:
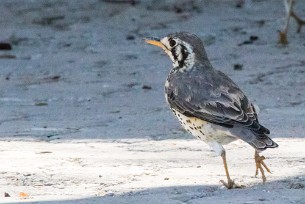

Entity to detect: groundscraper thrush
[145,32,278,189]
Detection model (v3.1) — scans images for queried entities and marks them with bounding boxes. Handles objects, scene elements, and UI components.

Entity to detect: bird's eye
[169,39,176,47]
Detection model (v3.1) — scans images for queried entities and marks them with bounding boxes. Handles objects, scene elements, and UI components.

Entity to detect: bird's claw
[255,153,271,183]
[220,179,243,189]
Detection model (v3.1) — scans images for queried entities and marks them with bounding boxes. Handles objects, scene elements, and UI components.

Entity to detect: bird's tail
[250,134,278,151]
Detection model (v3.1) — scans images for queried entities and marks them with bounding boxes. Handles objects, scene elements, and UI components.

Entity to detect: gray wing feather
[166,69,277,149]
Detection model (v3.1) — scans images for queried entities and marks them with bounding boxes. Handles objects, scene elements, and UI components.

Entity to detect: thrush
[145,32,278,189]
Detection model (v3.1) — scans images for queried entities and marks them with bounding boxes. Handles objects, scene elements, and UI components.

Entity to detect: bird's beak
[144,37,167,50]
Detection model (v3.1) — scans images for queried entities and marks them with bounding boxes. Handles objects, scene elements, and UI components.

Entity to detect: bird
[145,32,278,189]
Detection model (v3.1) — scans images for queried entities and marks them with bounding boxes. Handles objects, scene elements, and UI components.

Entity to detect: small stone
[235,0,244,8]
[258,198,266,201]
[0,42,12,50]
[250,35,259,41]
[243,40,252,44]
[233,64,243,70]
[126,35,135,40]
[142,85,152,90]
[42,75,61,83]
[164,177,169,180]
[4,192,10,197]
[50,75,61,80]
[0,54,16,59]
[34,102,48,106]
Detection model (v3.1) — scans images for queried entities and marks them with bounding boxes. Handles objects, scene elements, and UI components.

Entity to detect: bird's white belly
[172,109,237,145]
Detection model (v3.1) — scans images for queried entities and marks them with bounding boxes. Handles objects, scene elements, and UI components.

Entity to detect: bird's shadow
[19,175,305,204]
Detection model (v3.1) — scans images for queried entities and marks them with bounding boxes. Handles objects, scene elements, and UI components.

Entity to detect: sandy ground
[0,139,305,203]
[0,0,305,203]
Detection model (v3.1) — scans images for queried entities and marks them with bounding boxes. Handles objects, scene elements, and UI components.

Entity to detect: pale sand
[1,138,305,203]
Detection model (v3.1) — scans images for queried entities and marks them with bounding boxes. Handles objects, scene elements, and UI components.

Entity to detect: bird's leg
[254,151,271,183]
[220,150,240,189]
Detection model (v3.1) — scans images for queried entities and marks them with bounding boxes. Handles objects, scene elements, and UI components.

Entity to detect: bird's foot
[254,152,271,183]
[220,179,243,189]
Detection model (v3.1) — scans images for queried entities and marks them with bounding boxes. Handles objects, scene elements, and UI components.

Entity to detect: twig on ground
[278,0,293,45]
[278,0,305,44]
[291,10,305,33]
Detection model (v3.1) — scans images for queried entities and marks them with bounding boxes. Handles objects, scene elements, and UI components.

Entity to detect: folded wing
[166,69,276,150]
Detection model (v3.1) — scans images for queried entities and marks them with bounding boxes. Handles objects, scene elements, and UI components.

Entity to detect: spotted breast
[172,109,238,145]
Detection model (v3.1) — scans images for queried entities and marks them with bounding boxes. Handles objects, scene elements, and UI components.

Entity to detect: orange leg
[220,150,241,189]
[254,151,271,183]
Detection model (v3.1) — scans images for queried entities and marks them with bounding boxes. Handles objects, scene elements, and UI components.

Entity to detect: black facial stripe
[171,46,178,61]
[178,45,189,68]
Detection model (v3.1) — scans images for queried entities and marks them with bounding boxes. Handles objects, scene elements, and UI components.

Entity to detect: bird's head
[145,32,209,70]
